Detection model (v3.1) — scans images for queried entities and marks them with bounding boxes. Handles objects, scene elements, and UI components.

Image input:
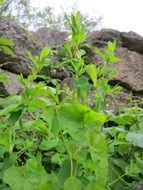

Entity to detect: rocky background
[0,18,143,102]
[0,18,143,190]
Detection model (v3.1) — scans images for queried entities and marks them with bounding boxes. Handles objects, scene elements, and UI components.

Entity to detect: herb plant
[0,12,143,190]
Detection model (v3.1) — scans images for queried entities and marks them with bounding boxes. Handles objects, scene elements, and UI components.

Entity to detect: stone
[87,29,143,54]
[0,19,68,80]
[121,31,143,54]
[133,183,143,190]
[87,30,143,92]
[0,18,42,76]
[87,29,122,47]
[32,27,67,47]
[0,68,23,96]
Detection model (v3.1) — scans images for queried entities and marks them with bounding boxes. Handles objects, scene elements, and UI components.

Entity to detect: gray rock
[121,31,143,54]
[0,18,42,76]
[32,27,67,47]
[133,183,143,190]
[87,29,143,54]
[0,68,23,96]
[87,29,122,47]
[87,30,143,92]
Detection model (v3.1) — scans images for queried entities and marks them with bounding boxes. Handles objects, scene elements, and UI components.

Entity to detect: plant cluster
[0,12,143,190]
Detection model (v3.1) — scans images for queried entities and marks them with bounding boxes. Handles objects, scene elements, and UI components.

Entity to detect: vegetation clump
[0,11,143,190]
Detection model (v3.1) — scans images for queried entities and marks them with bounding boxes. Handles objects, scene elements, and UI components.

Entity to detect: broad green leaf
[126,132,143,148]
[33,119,49,135]
[85,64,97,86]
[0,37,14,47]
[0,46,13,55]
[0,95,21,108]
[0,104,20,116]
[75,77,90,99]
[63,176,82,190]
[57,159,71,187]
[135,155,143,173]
[112,114,134,125]
[8,109,23,126]
[86,129,108,187]
[83,109,106,130]
[4,157,49,190]
[0,153,17,180]
[40,47,51,62]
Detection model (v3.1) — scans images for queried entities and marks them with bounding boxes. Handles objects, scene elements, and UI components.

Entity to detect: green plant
[0,12,143,190]
[0,37,14,85]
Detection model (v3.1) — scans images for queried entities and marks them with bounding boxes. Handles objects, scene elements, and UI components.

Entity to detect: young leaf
[85,64,97,86]
[40,47,51,62]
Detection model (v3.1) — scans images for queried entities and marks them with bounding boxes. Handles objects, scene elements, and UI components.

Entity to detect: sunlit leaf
[40,47,51,62]
[85,64,97,86]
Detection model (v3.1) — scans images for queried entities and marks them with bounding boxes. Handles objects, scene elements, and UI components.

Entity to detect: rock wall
[0,19,143,99]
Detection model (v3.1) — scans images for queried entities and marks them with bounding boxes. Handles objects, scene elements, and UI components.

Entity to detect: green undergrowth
[0,12,143,190]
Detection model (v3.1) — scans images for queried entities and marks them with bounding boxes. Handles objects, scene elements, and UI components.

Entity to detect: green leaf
[85,64,97,86]
[33,119,49,135]
[63,176,82,190]
[0,46,13,55]
[0,153,17,180]
[0,73,9,84]
[126,132,143,148]
[8,109,23,126]
[75,77,90,99]
[112,114,134,125]
[40,47,51,62]
[40,139,59,151]
[0,104,20,116]
[57,159,71,187]
[86,129,108,187]
[108,159,126,190]
[51,111,60,136]
[0,37,14,47]
[4,157,49,190]
[135,155,143,173]
[107,41,116,53]
[84,109,106,131]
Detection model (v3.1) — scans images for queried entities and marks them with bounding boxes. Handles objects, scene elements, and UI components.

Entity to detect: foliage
[0,36,14,84]
[0,12,143,190]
